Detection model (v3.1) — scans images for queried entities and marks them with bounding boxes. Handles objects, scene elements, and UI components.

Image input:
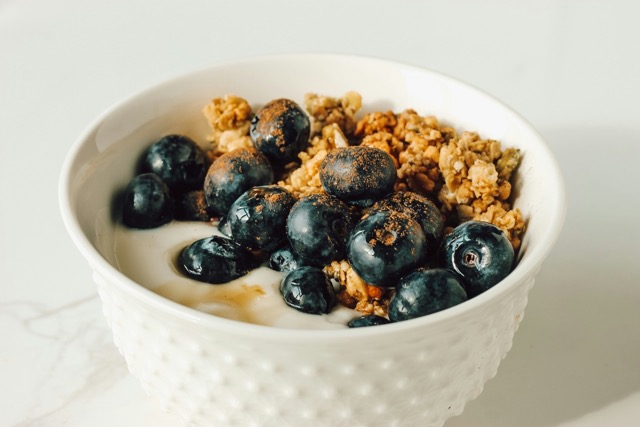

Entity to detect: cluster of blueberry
[121,134,208,228]
[120,97,516,328]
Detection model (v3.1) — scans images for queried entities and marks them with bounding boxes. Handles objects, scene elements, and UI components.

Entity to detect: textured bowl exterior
[60,54,566,427]
[94,267,535,427]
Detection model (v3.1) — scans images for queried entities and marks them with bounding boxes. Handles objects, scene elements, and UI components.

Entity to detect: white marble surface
[2,0,639,426]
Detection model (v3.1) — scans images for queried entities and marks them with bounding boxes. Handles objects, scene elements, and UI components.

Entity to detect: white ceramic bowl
[59,54,565,427]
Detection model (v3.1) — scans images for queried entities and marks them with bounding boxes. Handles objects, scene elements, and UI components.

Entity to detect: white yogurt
[113,221,357,329]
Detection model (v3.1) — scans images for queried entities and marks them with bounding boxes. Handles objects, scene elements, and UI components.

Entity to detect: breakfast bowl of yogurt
[59,54,565,427]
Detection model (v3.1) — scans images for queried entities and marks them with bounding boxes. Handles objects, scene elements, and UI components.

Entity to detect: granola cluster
[276,123,350,198]
[351,107,523,251]
[202,95,254,159]
[201,92,525,316]
[304,91,362,137]
[438,133,524,248]
[323,260,392,316]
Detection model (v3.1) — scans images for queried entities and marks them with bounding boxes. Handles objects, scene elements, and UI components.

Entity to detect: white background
[2,0,640,426]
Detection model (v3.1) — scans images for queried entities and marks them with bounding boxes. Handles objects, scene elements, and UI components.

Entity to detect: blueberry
[347,314,390,328]
[440,220,515,297]
[226,185,296,252]
[173,190,210,222]
[122,173,173,229]
[388,268,467,322]
[217,215,232,237]
[286,193,354,266]
[250,98,310,165]
[204,147,274,216]
[179,235,257,284]
[319,146,396,207]
[269,244,306,273]
[279,266,337,314]
[347,210,427,287]
[370,191,444,246]
[142,134,207,192]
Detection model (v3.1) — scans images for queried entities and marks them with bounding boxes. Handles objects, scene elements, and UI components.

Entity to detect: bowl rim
[58,52,567,342]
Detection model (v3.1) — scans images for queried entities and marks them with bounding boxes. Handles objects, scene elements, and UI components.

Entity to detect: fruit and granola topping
[203,147,274,216]
[280,266,337,315]
[117,92,525,328]
[250,98,311,165]
[121,173,173,229]
[180,235,258,284]
[286,193,354,267]
[388,269,467,322]
[439,220,515,297]
[225,185,296,252]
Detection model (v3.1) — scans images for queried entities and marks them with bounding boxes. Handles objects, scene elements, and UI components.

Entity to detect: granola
[324,260,391,316]
[304,91,362,137]
[202,95,254,159]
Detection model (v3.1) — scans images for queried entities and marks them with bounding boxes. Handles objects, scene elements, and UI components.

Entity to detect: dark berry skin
[280,266,337,315]
[122,173,173,229]
[142,134,207,192]
[370,191,444,245]
[347,210,427,287]
[440,220,515,297]
[286,193,354,266]
[319,146,397,207]
[173,190,210,222]
[388,269,467,322]
[250,98,310,165]
[347,314,390,328]
[179,236,257,284]
[269,244,306,273]
[204,147,274,216]
[226,185,296,252]
[217,215,232,237]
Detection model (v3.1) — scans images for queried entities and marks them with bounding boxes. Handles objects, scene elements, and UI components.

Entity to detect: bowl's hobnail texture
[95,271,534,427]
